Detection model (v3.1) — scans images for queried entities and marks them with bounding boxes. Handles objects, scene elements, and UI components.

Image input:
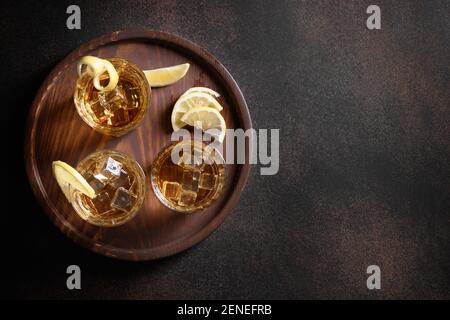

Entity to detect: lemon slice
[171,92,224,131]
[180,107,227,143]
[143,63,190,87]
[77,56,119,92]
[181,87,220,98]
[52,161,95,203]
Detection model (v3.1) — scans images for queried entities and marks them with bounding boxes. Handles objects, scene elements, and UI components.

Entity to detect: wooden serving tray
[25,29,252,261]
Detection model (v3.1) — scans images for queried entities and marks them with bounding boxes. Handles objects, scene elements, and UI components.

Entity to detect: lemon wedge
[52,161,95,202]
[180,107,227,143]
[144,63,190,87]
[77,56,119,92]
[171,92,223,131]
[181,87,220,98]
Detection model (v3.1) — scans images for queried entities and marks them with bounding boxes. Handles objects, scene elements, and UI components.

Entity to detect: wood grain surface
[24,29,252,261]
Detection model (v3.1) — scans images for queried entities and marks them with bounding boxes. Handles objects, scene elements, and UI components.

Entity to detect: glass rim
[150,139,226,213]
[72,149,146,227]
[73,57,150,137]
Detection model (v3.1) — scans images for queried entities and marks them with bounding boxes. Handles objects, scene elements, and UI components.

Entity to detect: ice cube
[128,176,137,194]
[111,187,137,211]
[178,190,197,207]
[107,108,130,126]
[181,169,200,192]
[85,174,106,192]
[92,157,123,185]
[98,86,128,112]
[89,100,107,122]
[124,87,140,110]
[91,191,111,215]
[199,173,215,190]
[109,169,131,190]
[162,181,181,201]
[93,172,109,183]
[105,157,122,176]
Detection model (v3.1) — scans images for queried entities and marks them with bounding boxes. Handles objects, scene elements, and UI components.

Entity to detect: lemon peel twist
[77,56,119,92]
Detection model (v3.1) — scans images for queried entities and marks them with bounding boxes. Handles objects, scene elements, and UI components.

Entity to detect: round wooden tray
[25,29,252,261]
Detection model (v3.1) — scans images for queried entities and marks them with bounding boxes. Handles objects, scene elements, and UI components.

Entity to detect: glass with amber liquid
[151,140,226,213]
[74,58,150,136]
[71,150,146,227]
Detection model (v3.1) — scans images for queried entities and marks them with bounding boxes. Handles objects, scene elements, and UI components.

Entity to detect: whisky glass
[71,150,146,227]
[74,58,150,136]
[151,140,226,213]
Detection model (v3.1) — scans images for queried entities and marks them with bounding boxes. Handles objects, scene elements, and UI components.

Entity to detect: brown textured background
[3,0,449,299]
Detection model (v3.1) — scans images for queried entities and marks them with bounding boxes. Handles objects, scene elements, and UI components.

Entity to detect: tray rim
[24,29,253,261]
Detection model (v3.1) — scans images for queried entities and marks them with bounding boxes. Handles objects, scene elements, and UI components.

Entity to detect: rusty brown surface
[3,0,449,299]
